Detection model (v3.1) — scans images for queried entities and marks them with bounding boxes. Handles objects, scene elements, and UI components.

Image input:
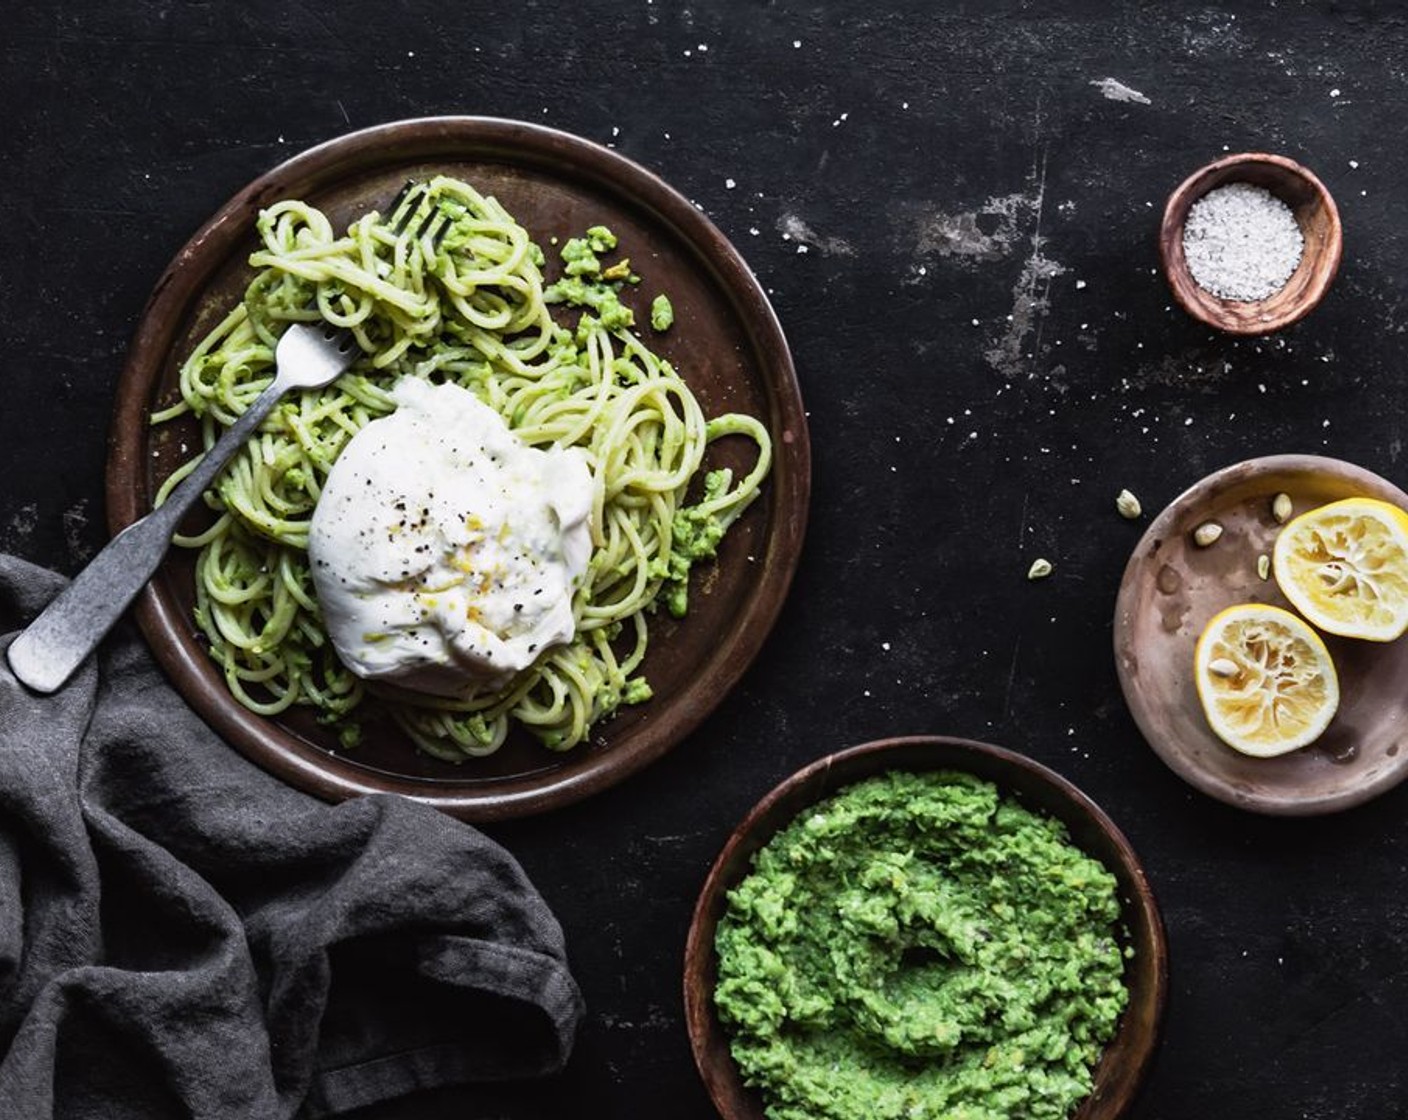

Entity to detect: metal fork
[6,179,452,694]
[6,322,360,694]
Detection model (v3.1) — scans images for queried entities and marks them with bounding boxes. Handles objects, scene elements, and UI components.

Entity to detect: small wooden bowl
[1160,152,1342,335]
[1114,454,1408,815]
[683,736,1168,1120]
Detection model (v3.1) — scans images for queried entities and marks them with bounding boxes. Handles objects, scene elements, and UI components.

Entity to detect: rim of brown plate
[104,116,811,821]
[1113,453,1408,816]
[683,735,1169,1120]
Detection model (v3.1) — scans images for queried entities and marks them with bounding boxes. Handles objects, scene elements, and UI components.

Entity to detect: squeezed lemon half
[1194,603,1340,757]
[1272,496,1408,641]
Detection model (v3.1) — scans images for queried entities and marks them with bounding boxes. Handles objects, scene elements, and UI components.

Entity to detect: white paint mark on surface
[982,152,1067,379]
[1090,77,1151,105]
[912,191,1039,263]
[776,213,854,256]
[1,504,38,552]
[62,499,93,566]
[987,251,1067,378]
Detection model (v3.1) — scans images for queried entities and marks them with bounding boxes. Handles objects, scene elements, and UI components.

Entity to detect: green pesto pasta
[154,176,770,758]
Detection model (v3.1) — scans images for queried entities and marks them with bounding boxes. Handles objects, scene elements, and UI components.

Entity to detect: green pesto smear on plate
[538,225,723,624]
[543,224,640,331]
[713,770,1130,1120]
[650,292,674,331]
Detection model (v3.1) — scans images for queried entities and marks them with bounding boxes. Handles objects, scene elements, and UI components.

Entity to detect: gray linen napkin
[0,554,583,1120]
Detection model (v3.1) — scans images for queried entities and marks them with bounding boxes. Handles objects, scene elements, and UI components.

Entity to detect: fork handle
[6,380,286,694]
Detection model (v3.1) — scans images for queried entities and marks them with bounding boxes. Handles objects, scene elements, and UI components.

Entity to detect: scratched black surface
[5,3,1408,1118]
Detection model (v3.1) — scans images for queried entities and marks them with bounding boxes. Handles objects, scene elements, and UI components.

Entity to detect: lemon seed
[1116,489,1142,519]
[1208,657,1239,678]
[1027,558,1053,580]
[1257,554,1271,580]
[1193,521,1223,547]
[1272,493,1293,524]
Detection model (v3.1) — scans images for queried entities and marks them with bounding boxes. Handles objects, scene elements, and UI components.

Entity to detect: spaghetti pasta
[154,176,770,758]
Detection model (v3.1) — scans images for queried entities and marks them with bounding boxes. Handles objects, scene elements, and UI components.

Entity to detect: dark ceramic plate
[106,117,810,821]
[683,736,1168,1120]
[1114,455,1408,815]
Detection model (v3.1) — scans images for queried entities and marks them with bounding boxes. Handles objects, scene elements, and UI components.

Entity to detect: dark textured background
[5,2,1408,1117]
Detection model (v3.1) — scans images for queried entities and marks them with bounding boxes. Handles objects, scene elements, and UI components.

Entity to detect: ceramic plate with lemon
[1114,455,1408,816]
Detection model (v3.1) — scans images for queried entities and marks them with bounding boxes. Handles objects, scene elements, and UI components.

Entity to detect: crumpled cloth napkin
[0,555,583,1119]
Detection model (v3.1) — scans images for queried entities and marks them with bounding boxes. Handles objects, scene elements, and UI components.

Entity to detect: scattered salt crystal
[725,177,736,189]
[1349,159,1359,169]
[1075,279,1087,290]
[1182,182,1303,301]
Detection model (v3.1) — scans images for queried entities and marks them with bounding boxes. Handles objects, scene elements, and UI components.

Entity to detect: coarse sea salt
[1182,182,1304,301]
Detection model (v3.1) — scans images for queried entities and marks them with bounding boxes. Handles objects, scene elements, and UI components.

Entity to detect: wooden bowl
[1114,454,1408,815]
[1159,152,1341,335]
[683,736,1168,1120]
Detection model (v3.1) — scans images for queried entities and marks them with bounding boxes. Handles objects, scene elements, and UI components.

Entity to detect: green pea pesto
[584,224,617,253]
[543,276,635,330]
[655,468,732,617]
[560,234,605,277]
[542,225,644,330]
[650,293,675,331]
[714,770,1130,1120]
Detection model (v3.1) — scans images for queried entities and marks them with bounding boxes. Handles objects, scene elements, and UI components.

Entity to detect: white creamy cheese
[308,378,594,699]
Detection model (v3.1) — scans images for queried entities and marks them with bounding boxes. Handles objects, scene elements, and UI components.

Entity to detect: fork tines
[385,180,449,247]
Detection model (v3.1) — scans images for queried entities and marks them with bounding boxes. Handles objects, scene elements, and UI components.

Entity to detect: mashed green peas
[713,770,1130,1120]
